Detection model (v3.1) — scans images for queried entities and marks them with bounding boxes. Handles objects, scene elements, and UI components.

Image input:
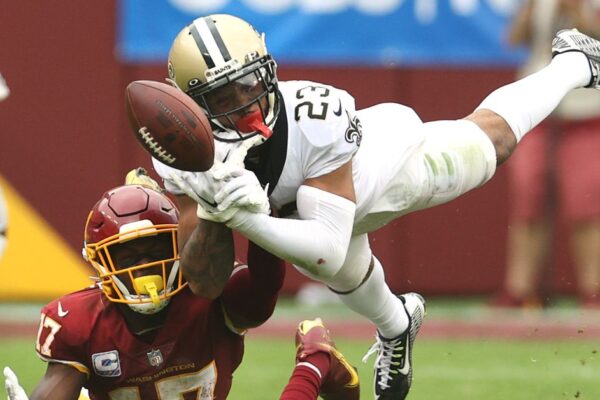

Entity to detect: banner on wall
[0,176,92,300]
[118,0,526,66]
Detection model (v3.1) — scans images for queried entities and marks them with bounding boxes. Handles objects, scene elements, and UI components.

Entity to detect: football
[125,80,214,172]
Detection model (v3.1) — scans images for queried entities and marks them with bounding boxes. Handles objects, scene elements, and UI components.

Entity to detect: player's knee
[321,254,372,293]
[298,258,345,281]
[293,250,348,283]
[464,109,516,164]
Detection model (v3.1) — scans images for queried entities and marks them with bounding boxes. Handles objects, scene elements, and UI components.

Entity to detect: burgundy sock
[279,352,331,400]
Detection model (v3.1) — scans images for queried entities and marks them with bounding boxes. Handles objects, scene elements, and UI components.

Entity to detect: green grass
[4,337,598,399]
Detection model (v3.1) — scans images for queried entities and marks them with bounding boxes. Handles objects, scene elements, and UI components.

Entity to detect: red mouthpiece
[235,109,272,138]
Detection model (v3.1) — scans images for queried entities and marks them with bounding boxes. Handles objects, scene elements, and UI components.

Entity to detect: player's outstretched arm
[225,162,356,277]
[178,194,235,299]
[171,157,357,277]
[221,241,285,330]
[28,363,86,400]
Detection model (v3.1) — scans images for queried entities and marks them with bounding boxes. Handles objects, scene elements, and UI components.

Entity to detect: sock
[280,353,330,400]
[336,256,409,338]
[477,52,591,142]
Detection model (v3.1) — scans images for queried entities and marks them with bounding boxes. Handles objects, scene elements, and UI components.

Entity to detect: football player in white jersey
[151,14,600,399]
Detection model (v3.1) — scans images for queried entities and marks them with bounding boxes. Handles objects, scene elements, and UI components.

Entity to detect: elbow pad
[227,185,355,277]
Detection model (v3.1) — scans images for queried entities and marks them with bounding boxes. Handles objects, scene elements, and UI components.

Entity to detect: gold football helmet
[168,14,280,143]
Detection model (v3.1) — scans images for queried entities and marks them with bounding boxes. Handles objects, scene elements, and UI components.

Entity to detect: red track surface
[250,317,600,340]
[4,313,600,341]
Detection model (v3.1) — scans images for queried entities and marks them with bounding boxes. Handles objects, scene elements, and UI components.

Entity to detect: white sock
[476,52,591,142]
[335,256,409,338]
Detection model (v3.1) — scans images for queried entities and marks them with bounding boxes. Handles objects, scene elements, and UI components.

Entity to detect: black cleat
[363,292,426,399]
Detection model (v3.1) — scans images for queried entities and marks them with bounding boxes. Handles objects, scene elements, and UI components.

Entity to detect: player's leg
[491,127,552,308]
[316,235,424,400]
[294,234,410,340]
[400,118,498,213]
[279,318,359,400]
[572,222,600,307]
[467,29,600,164]
[293,235,425,399]
[326,235,410,338]
[557,118,600,307]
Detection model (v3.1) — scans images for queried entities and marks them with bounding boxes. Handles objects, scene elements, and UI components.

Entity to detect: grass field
[1,298,599,399]
[2,337,598,399]
[0,338,600,400]
[234,337,599,400]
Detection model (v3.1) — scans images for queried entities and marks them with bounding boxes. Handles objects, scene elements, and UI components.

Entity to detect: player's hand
[168,167,238,222]
[4,367,29,400]
[195,202,239,223]
[169,169,224,212]
[124,167,163,192]
[214,168,270,215]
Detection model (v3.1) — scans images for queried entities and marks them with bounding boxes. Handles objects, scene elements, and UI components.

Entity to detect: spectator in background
[492,0,600,308]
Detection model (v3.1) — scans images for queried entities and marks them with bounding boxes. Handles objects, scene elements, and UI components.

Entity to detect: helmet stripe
[204,17,232,62]
[190,17,231,69]
[189,22,215,69]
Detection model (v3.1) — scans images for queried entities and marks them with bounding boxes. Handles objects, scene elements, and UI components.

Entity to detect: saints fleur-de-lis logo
[344,110,362,146]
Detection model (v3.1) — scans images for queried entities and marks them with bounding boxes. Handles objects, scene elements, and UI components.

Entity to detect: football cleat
[296,318,360,400]
[363,292,426,400]
[552,29,600,89]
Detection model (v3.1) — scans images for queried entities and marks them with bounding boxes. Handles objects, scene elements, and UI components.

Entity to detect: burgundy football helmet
[83,185,185,314]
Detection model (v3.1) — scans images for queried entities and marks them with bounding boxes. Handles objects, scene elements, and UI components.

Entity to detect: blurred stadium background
[0,0,598,398]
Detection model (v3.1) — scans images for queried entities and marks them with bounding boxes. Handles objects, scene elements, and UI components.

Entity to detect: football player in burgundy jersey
[153,14,600,399]
[2,182,359,399]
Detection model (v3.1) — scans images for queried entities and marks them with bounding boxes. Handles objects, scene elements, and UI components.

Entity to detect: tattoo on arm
[180,219,235,299]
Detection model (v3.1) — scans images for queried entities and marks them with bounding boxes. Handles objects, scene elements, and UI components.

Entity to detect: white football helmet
[168,14,280,143]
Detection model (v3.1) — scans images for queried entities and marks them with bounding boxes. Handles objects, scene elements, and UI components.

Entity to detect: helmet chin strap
[235,109,272,138]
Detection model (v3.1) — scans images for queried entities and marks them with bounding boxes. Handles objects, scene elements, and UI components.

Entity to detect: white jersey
[153,80,425,228]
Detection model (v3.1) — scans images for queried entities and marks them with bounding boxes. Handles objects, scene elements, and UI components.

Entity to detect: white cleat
[552,28,600,89]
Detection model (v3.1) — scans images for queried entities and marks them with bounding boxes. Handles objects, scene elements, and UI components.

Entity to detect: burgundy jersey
[35,286,244,399]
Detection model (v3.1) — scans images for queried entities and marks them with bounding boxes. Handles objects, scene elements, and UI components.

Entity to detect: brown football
[125,80,214,172]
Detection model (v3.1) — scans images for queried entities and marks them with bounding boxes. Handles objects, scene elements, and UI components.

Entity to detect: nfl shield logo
[147,349,163,367]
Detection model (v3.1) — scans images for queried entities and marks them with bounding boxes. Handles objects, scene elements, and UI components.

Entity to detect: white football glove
[214,168,270,215]
[4,367,28,400]
[168,169,224,211]
[168,164,239,223]
[169,135,269,223]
